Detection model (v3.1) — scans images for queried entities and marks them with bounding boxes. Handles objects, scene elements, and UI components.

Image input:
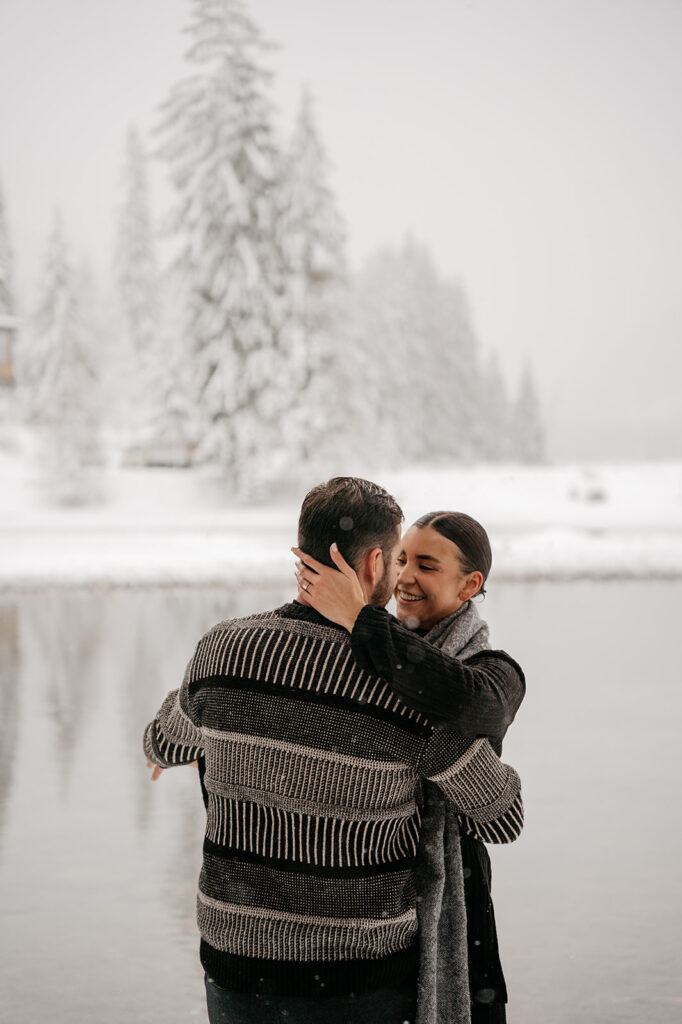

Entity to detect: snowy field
[0,451,681,589]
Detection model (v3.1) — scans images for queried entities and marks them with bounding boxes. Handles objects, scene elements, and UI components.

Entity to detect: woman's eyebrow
[415,554,441,563]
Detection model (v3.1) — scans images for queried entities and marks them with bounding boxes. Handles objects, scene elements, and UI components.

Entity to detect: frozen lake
[0,581,680,1023]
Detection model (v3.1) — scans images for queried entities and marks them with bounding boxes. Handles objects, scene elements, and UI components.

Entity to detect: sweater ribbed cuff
[428,738,520,823]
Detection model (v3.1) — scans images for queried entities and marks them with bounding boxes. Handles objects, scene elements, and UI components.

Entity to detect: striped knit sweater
[143,602,522,997]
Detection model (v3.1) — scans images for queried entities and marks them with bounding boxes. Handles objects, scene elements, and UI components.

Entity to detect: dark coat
[349,605,525,1019]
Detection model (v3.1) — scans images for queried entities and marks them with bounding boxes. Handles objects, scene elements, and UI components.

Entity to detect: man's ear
[363,547,384,589]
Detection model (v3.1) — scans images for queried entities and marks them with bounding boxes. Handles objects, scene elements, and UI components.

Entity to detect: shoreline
[2,560,681,595]
[2,458,680,591]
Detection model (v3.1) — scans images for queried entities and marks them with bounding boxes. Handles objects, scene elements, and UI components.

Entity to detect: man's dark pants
[205,974,416,1024]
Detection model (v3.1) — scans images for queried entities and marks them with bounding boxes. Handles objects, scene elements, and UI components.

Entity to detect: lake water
[0,581,680,1023]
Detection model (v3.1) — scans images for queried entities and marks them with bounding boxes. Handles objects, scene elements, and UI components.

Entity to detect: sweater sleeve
[143,656,205,769]
[420,732,524,844]
[351,605,525,737]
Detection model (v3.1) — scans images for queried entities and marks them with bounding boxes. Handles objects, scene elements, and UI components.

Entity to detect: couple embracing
[144,476,525,1024]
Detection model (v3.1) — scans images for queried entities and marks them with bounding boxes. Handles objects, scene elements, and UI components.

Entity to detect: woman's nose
[397,565,414,585]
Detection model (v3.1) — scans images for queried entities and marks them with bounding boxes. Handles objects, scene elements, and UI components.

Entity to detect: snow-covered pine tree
[0,177,13,317]
[0,175,19,432]
[113,125,163,455]
[352,240,483,466]
[509,360,546,462]
[424,273,482,462]
[276,88,353,478]
[347,247,409,467]
[477,351,511,461]
[156,0,288,492]
[149,266,198,466]
[22,215,104,504]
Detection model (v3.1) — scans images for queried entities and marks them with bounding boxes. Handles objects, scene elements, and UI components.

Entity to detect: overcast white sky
[2,0,681,459]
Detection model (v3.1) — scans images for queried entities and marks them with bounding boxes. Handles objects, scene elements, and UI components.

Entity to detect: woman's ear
[459,571,484,602]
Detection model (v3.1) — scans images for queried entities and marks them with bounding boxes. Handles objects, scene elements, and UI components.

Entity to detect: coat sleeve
[420,731,524,844]
[351,605,525,737]
[143,655,205,768]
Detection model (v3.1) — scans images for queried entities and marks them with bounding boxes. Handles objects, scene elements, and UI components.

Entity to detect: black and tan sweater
[143,602,522,997]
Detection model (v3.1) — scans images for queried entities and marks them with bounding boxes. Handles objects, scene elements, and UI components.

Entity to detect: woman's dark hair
[413,510,492,596]
[299,477,403,570]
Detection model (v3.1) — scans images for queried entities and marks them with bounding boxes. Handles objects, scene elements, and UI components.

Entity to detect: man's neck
[283,599,350,632]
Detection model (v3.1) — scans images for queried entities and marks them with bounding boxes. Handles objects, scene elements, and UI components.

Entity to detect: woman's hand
[291,544,367,632]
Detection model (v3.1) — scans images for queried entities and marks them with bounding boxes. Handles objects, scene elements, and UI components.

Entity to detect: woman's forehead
[401,524,461,558]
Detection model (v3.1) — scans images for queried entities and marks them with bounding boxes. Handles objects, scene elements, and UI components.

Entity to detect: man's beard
[368,565,395,609]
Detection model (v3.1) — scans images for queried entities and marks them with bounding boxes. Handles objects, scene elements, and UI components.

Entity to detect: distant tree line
[2,0,544,503]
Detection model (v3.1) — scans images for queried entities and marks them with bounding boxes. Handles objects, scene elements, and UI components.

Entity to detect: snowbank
[0,453,680,589]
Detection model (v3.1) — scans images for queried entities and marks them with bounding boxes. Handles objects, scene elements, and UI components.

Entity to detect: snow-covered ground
[1,450,680,589]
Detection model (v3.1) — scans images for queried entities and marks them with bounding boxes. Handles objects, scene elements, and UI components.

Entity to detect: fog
[2,0,681,459]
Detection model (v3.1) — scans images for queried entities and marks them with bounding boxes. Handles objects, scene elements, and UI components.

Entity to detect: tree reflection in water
[0,584,292,1024]
[0,601,18,853]
[19,592,102,795]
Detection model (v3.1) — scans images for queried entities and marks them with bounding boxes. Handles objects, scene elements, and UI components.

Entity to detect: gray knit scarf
[415,599,490,1024]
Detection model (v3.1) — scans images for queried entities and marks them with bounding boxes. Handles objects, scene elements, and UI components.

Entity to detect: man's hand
[146,758,199,780]
[146,759,164,781]
[291,543,367,631]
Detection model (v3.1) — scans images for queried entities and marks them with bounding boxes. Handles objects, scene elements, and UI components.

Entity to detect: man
[143,477,520,1024]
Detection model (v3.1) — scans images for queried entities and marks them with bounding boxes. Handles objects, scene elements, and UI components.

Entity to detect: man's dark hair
[298,477,403,571]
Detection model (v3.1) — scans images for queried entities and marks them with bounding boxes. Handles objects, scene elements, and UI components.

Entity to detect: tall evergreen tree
[156,0,287,489]
[21,214,104,504]
[510,361,546,462]
[353,243,428,465]
[435,279,483,461]
[353,240,483,466]
[478,351,511,461]
[0,175,18,422]
[0,176,13,317]
[114,125,162,450]
[276,89,351,476]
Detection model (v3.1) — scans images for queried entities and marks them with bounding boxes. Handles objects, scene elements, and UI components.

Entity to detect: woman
[293,510,525,1024]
